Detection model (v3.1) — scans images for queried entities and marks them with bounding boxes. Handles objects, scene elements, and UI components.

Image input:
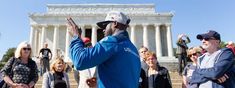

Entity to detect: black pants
[177,54,187,75]
[41,57,50,75]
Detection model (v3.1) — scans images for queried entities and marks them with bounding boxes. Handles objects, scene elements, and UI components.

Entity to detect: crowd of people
[1,10,235,88]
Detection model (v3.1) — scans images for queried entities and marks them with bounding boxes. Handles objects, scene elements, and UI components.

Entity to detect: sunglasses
[188,53,198,57]
[200,37,216,41]
[22,48,31,51]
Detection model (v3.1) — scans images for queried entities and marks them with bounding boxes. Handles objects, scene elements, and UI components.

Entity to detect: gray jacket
[42,72,70,88]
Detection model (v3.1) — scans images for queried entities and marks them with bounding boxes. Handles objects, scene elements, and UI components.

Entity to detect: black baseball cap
[196,30,221,41]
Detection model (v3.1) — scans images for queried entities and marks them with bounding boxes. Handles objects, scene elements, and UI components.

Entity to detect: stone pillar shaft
[34,29,39,56]
[143,24,148,48]
[40,26,46,49]
[166,24,174,57]
[52,25,59,60]
[130,24,136,46]
[81,25,85,38]
[91,25,97,46]
[29,26,35,56]
[65,27,71,62]
[155,24,162,57]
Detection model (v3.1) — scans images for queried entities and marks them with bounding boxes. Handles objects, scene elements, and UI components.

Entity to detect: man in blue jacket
[189,30,235,88]
[67,11,141,88]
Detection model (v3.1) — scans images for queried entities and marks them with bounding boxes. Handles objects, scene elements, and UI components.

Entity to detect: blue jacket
[189,48,235,88]
[69,31,141,88]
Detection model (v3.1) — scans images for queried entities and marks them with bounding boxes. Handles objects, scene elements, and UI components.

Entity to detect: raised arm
[69,36,118,70]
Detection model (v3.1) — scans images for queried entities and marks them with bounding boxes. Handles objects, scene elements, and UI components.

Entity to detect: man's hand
[178,34,184,39]
[86,77,97,87]
[182,34,188,37]
[217,74,229,83]
[66,17,82,37]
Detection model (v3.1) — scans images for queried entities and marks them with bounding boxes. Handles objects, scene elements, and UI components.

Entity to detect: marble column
[34,29,39,57]
[143,24,149,48]
[65,27,71,62]
[81,25,85,38]
[130,24,136,46]
[38,31,41,55]
[52,25,59,60]
[166,24,174,57]
[29,25,35,56]
[155,24,162,57]
[40,25,47,49]
[91,25,97,46]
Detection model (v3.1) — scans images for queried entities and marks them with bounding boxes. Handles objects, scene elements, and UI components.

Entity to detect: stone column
[166,24,174,57]
[38,31,41,55]
[143,24,149,48]
[34,29,39,56]
[155,24,162,57]
[91,25,97,46]
[130,24,136,46]
[65,27,71,62]
[52,25,59,60]
[81,25,85,38]
[40,25,47,49]
[29,25,35,56]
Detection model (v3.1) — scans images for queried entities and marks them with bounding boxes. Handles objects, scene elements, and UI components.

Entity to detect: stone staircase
[169,72,183,88]
[35,71,182,88]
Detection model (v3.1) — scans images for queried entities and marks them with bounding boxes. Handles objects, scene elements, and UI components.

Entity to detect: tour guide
[67,11,141,88]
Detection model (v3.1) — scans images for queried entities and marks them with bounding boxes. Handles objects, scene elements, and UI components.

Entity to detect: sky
[0,0,235,59]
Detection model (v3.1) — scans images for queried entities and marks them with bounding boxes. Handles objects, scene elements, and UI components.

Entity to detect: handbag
[0,80,5,87]
[0,57,17,88]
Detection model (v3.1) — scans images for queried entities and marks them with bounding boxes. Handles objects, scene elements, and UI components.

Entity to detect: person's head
[82,37,92,47]
[227,41,234,47]
[15,41,32,58]
[196,30,221,52]
[50,57,66,73]
[44,43,48,48]
[138,46,149,59]
[187,47,202,63]
[97,11,130,36]
[145,51,158,68]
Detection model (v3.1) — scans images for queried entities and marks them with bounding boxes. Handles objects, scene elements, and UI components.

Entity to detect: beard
[202,44,209,50]
[104,23,113,36]
[202,45,207,49]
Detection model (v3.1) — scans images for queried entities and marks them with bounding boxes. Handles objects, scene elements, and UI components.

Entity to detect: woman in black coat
[140,51,172,88]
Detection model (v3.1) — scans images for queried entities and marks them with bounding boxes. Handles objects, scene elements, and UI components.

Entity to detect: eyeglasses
[200,37,216,41]
[22,48,31,51]
[188,53,198,57]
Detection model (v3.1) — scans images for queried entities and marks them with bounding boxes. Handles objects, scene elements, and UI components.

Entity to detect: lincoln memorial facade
[29,4,176,62]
